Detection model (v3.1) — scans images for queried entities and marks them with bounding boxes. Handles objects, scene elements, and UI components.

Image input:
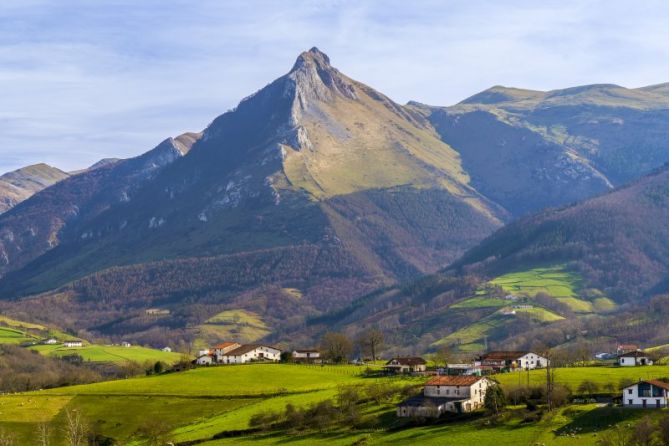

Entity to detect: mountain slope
[412,83,669,216]
[0,49,505,343]
[0,164,69,214]
[0,134,199,278]
[452,165,669,300]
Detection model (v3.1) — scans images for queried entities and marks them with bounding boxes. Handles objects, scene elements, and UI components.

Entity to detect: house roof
[426,376,485,386]
[222,344,278,356]
[646,380,669,391]
[212,342,240,349]
[480,351,530,361]
[385,357,427,366]
[618,350,649,358]
[294,349,319,353]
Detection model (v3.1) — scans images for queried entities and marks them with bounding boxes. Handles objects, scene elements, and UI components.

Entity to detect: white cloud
[1,0,669,172]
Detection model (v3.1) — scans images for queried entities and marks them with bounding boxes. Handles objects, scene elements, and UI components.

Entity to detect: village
[191,340,668,418]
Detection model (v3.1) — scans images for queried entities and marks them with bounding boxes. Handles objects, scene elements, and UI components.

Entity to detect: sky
[1,0,669,173]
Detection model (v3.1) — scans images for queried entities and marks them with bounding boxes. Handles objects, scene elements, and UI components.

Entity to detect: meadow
[2,362,669,445]
[28,343,182,364]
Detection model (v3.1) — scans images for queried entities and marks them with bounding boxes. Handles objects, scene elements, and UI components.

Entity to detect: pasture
[29,343,182,364]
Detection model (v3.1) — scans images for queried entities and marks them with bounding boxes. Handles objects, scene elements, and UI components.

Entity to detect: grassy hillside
[3,363,669,445]
[29,344,182,364]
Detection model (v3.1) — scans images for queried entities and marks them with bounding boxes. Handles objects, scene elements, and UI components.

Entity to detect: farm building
[292,349,321,362]
[212,342,242,362]
[219,344,281,364]
[121,341,132,347]
[161,347,172,353]
[622,380,669,408]
[446,363,488,376]
[42,338,58,345]
[384,357,427,374]
[397,376,491,418]
[195,353,214,365]
[63,340,83,348]
[618,351,653,366]
[478,351,548,371]
[617,343,639,355]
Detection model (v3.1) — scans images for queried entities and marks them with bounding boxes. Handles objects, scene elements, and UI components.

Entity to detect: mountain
[0,164,69,214]
[0,48,505,344]
[0,133,199,279]
[411,83,669,216]
[452,164,669,301]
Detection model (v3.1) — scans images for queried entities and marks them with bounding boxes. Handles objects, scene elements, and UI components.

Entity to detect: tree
[433,344,452,368]
[62,409,88,446]
[631,416,655,446]
[0,429,15,446]
[577,380,599,396]
[658,413,669,446]
[138,419,172,446]
[356,328,384,362]
[484,382,506,415]
[36,423,50,446]
[320,332,353,364]
[598,425,631,446]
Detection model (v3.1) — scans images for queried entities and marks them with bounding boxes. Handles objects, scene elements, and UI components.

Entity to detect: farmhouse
[622,380,669,408]
[121,341,132,348]
[397,376,491,418]
[219,344,281,364]
[617,343,639,355]
[618,350,653,366]
[292,349,321,362]
[161,347,172,353]
[63,340,82,348]
[446,363,487,376]
[384,357,427,374]
[42,338,58,345]
[478,351,548,371]
[195,353,214,365]
[212,342,242,362]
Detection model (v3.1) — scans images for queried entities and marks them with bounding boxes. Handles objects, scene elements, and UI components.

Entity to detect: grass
[195,309,271,345]
[4,362,669,445]
[0,325,36,344]
[29,344,182,364]
[488,266,616,313]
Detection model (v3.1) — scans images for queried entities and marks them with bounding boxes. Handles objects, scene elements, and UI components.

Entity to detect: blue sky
[1,0,669,173]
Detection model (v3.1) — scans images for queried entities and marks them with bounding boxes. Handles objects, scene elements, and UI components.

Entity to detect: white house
[121,341,132,348]
[397,376,492,418]
[292,349,320,362]
[384,357,427,374]
[161,347,172,353]
[478,351,548,371]
[219,344,281,364]
[211,342,242,362]
[42,338,58,345]
[622,380,669,408]
[618,351,653,366]
[63,340,83,348]
[195,354,214,365]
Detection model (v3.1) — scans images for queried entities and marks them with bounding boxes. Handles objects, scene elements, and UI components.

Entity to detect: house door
[643,399,647,408]
[657,400,661,408]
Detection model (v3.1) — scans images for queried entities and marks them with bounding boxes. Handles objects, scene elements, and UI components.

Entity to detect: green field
[3,363,669,445]
[29,343,183,364]
[488,266,616,313]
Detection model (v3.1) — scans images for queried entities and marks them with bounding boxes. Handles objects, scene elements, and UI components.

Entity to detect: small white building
[618,351,653,366]
[623,380,669,408]
[42,338,58,345]
[478,351,548,371]
[121,341,132,348]
[63,340,83,348]
[219,344,281,364]
[397,376,492,417]
[161,347,172,353]
[292,349,320,362]
[384,357,427,374]
[195,354,214,365]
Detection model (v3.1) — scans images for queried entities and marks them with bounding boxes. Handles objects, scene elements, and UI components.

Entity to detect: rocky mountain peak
[288,47,357,105]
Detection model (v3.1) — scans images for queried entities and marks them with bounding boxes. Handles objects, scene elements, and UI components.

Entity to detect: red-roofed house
[212,342,241,362]
[219,344,281,364]
[397,376,492,417]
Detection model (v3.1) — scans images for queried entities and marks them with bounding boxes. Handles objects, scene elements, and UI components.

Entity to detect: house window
[628,389,633,394]
[629,399,633,405]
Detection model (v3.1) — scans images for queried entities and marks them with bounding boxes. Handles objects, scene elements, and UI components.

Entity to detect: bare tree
[356,328,384,362]
[631,416,655,446]
[62,409,88,446]
[138,419,172,446]
[433,344,452,368]
[320,332,353,364]
[36,423,50,446]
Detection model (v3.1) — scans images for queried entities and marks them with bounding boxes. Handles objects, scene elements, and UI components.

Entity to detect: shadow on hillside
[555,406,646,436]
